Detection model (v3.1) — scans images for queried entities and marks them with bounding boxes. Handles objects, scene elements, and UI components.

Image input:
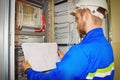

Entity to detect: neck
[85,16,102,34]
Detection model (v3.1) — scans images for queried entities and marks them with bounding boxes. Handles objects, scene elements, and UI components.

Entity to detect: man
[22,0,114,80]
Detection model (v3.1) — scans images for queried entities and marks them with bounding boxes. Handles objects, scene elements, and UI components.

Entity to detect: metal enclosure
[9,0,54,80]
[0,0,9,80]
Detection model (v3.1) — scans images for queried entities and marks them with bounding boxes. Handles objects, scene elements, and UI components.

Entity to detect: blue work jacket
[26,28,114,80]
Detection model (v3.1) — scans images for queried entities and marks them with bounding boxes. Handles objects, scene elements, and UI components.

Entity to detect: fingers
[24,60,28,64]
[57,50,62,54]
[22,60,31,73]
[22,60,26,72]
[57,50,64,59]
[26,60,29,63]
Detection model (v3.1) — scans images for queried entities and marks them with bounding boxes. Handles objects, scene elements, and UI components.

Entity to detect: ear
[82,9,91,21]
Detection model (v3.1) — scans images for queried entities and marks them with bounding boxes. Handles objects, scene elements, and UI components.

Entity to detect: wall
[110,0,120,79]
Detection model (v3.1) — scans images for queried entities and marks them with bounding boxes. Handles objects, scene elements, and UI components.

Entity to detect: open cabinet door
[0,0,9,80]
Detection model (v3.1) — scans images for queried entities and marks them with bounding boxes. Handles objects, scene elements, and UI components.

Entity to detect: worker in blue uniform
[22,0,114,80]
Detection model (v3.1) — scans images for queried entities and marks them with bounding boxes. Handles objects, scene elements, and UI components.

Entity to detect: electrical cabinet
[13,0,79,79]
[15,0,44,79]
[11,0,54,80]
[54,0,80,53]
[9,0,110,80]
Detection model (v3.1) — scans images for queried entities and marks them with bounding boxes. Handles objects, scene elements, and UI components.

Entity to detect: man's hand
[57,50,64,59]
[22,60,31,73]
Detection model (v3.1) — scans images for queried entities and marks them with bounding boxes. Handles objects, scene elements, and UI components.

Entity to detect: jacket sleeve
[26,45,89,80]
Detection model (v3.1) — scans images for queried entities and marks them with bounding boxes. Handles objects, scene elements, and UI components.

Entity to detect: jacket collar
[81,28,104,43]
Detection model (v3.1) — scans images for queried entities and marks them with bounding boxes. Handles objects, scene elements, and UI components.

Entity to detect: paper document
[22,43,60,71]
